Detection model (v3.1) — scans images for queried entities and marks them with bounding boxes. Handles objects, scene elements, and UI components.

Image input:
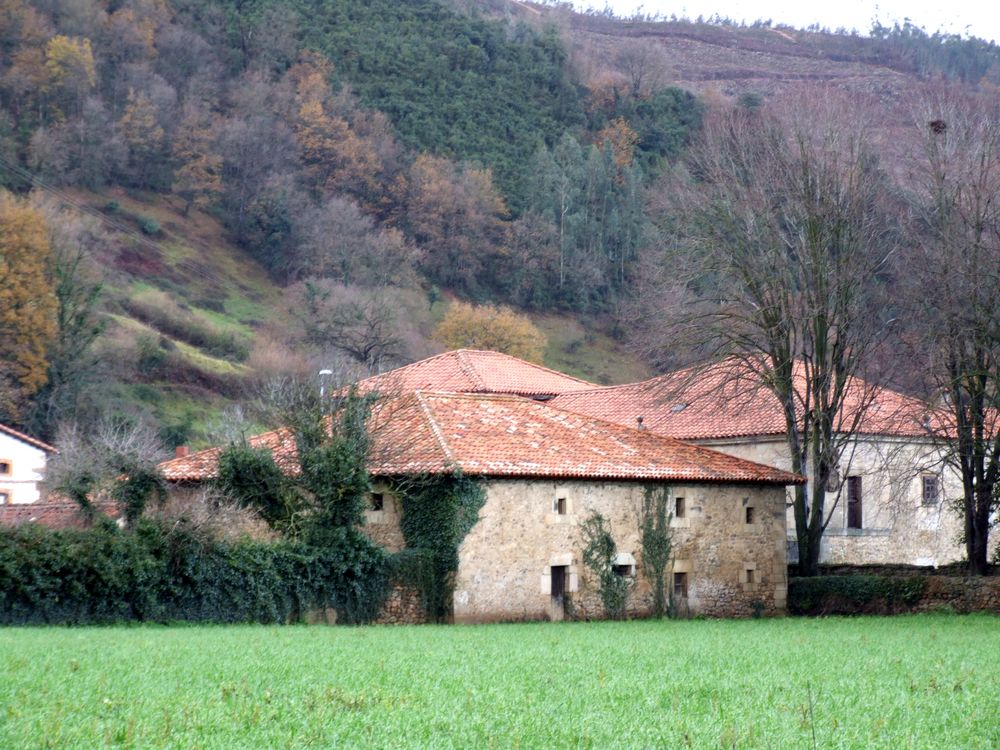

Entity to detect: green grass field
[1,615,997,749]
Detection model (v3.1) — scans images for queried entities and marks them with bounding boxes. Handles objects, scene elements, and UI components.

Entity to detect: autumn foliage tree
[119,88,166,188]
[406,154,508,297]
[171,105,222,215]
[433,302,546,363]
[42,35,95,119]
[0,192,56,423]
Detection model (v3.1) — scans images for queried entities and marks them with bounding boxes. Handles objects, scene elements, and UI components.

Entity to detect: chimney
[175,445,189,458]
[636,416,645,431]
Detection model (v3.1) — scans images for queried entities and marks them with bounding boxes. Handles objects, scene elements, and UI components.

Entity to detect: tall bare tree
[905,91,1000,574]
[658,93,897,575]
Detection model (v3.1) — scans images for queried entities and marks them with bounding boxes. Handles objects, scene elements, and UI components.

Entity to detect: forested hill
[0,0,995,447]
[178,0,585,211]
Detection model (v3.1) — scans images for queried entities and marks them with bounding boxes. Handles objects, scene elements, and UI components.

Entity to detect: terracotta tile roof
[550,359,938,441]
[0,423,56,453]
[357,349,598,398]
[159,392,803,486]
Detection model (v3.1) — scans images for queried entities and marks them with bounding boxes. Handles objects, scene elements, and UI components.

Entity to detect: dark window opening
[613,564,633,578]
[555,497,567,515]
[673,571,688,598]
[745,506,755,524]
[675,496,685,518]
[922,475,940,505]
[370,493,384,511]
[551,565,567,605]
[0,491,8,504]
[746,569,755,584]
[847,476,863,529]
[0,461,10,475]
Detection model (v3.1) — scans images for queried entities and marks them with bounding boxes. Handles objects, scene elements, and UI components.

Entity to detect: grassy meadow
[1,615,997,749]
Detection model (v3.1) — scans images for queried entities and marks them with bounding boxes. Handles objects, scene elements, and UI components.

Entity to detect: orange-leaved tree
[0,191,56,422]
[433,301,546,363]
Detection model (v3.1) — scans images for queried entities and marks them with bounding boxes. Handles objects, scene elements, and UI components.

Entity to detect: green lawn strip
[0,615,997,749]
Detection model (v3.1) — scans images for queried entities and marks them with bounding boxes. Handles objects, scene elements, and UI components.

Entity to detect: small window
[745,506,755,524]
[673,571,688,598]
[0,461,10,476]
[369,493,384,512]
[554,497,567,515]
[675,496,685,519]
[922,475,940,505]
[745,568,755,584]
[613,564,634,578]
[0,491,9,504]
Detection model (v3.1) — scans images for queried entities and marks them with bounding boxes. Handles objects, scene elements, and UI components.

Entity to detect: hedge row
[0,520,390,626]
[788,575,928,615]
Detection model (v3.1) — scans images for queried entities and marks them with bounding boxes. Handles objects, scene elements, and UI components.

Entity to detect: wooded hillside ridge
[0,0,997,460]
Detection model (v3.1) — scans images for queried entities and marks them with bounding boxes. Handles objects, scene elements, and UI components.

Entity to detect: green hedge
[0,520,391,626]
[788,575,928,615]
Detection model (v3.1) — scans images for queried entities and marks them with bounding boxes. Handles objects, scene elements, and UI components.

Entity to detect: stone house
[551,359,972,567]
[159,389,803,621]
[0,423,55,506]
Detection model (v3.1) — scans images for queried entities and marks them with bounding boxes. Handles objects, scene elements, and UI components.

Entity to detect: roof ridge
[472,351,599,387]
[414,390,527,401]
[454,350,488,391]
[555,380,652,398]
[0,423,57,453]
[414,392,456,465]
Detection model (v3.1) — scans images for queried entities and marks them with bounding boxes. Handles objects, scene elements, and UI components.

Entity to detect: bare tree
[658,92,898,576]
[614,37,668,99]
[48,418,168,525]
[905,91,1000,574]
[291,280,409,370]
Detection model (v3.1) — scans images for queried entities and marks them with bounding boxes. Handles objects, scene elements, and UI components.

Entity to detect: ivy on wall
[396,472,486,622]
[580,511,632,620]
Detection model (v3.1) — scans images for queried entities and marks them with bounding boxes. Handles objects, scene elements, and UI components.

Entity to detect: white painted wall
[0,432,49,504]
[694,434,970,566]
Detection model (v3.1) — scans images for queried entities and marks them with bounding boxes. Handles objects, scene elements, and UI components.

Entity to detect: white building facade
[0,424,55,505]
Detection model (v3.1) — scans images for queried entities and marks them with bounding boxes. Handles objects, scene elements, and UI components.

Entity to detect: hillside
[0,0,994,447]
[42,189,651,447]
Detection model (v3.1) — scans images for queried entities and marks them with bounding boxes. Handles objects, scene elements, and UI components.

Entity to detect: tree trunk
[967,485,992,574]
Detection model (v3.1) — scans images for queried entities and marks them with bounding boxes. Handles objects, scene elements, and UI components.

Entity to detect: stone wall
[452,479,788,622]
[0,499,121,529]
[361,483,405,552]
[375,585,426,624]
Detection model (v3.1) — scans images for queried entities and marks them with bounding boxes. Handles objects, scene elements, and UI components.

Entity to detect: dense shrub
[0,520,391,625]
[788,575,928,615]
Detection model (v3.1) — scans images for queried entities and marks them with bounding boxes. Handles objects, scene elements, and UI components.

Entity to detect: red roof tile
[357,350,598,398]
[0,423,56,453]
[159,392,803,486]
[550,359,938,441]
